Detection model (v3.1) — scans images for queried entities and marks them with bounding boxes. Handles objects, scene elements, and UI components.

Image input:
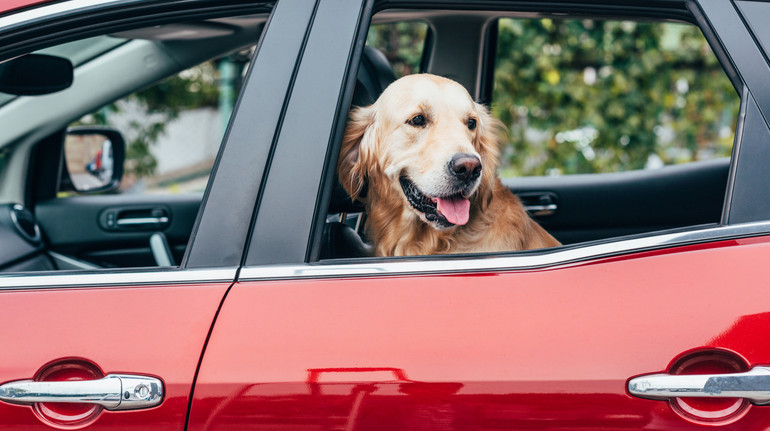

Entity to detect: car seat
[320,46,397,259]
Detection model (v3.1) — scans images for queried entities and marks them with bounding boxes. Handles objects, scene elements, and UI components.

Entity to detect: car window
[66,49,253,196]
[0,7,273,273]
[492,18,739,177]
[316,8,742,261]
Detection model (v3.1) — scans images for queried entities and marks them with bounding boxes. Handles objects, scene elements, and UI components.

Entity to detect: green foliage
[492,18,739,176]
[77,62,225,179]
[367,22,428,78]
[134,63,220,119]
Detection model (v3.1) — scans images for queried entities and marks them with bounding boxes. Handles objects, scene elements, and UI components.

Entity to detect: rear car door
[189,0,770,429]
[0,0,311,428]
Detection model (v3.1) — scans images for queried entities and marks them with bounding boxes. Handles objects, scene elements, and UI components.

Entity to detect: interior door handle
[101,207,170,230]
[116,216,169,227]
[517,192,558,217]
[628,366,770,405]
[0,374,163,411]
[523,203,558,216]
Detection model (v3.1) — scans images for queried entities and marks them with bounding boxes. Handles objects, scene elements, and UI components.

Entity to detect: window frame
[236,0,770,277]
[698,0,770,225]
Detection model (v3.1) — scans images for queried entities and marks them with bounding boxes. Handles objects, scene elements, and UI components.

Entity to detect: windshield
[0,35,126,108]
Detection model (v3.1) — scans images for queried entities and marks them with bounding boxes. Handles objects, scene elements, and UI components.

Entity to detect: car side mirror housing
[0,54,73,95]
[60,127,125,194]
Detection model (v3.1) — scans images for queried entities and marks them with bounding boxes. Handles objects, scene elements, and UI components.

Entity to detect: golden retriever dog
[338,73,560,256]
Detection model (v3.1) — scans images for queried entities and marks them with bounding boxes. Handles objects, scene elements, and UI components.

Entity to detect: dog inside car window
[337,74,560,257]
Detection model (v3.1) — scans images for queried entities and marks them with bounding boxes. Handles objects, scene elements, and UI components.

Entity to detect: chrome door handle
[517,192,559,217]
[523,203,558,216]
[116,216,169,227]
[629,366,770,405]
[0,374,163,411]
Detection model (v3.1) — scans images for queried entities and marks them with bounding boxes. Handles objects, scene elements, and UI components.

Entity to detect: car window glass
[0,37,126,109]
[65,48,253,196]
[492,18,739,177]
[0,8,273,274]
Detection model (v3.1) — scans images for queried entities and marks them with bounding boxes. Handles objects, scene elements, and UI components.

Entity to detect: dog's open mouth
[399,176,472,228]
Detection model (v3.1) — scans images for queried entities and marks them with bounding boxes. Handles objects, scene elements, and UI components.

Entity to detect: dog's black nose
[449,153,482,183]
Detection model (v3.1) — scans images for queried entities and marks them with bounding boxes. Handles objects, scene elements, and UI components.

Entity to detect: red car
[1,0,770,429]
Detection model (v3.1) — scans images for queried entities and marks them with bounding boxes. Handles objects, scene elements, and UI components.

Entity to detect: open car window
[313,7,741,262]
[64,47,253,197]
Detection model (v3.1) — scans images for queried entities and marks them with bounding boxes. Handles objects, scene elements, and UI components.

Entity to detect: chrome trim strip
[0,0,138,30]
[0,267,237,289]
[239,221,770,280]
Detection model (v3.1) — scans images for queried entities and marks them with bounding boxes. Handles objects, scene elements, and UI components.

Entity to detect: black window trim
[183,0,320,268]
[696,0,770,225]
[243,0,373,266]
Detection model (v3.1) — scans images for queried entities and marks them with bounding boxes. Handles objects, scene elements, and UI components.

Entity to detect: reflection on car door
[189,237,770,429]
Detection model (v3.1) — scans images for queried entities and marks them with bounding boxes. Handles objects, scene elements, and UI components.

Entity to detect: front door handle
[0,374,163,411]
[629,366,770,405]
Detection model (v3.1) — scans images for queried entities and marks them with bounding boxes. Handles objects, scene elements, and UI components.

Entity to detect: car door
[188,0,770,429]
[0,0,312,429]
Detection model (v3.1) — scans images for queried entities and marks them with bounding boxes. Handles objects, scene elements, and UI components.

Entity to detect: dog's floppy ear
[473,102,503,177]
[338,105,377,202]
[472,102,504,208]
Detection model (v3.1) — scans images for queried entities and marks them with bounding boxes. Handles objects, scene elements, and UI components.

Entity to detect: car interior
[0,6,736,271]
[0,12,269,271]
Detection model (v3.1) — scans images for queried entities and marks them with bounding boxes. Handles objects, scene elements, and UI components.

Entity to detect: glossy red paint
[189,238,770,430]
[0,0,55,15]
[32,359,107,428]
[0,282,230,430]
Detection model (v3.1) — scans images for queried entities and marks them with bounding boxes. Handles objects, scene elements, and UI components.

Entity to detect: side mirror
[61,127,125,194]
[0,54,73,95]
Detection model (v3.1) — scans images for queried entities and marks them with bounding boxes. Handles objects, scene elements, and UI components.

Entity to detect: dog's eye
[408,115,426,127]
[467,118,477,130]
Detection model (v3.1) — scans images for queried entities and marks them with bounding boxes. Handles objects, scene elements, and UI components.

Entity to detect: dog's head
[339,74,501,230]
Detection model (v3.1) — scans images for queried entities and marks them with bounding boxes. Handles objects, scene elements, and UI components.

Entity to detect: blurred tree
[492,18,739,176]
[77,55,247,180]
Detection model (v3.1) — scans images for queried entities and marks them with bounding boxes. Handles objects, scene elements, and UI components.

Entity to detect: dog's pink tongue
[436,197,470,225]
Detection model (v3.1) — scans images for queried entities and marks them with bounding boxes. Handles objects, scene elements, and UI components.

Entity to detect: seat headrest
[330,46,397,214]
[352,46,398,107]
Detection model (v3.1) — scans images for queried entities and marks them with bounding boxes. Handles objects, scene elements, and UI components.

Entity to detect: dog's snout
[449,153,482,182]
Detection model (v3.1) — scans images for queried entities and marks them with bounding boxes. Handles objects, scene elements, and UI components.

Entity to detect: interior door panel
[508,158,729,245]
[35,194,201,267]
